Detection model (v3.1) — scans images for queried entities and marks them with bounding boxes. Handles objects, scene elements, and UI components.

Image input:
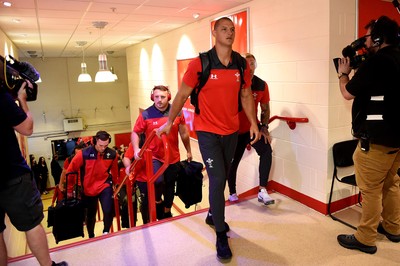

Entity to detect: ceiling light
[3,2,12,7]
[110,66,118,81]
[93,21,114,83]
[76,41,92,82]
[193,13,200,19]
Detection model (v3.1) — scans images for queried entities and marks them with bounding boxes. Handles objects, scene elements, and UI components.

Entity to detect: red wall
[358,0,400,37]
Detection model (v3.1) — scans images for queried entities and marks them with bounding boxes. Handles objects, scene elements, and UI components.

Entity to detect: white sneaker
[228,193,239,202]
[102,232,109,236]
[258,188,275,205]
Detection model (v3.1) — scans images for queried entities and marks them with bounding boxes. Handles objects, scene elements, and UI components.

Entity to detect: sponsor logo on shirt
[210,74,218,80]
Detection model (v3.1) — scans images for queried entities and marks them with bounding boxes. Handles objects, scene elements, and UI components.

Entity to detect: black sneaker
[205,212,230,232]
[337,234,377,254]
[156,201,165,220]
[216,232,232,260]
[164,212,173,219]
[52,261,68,266]
[377,222,400,243]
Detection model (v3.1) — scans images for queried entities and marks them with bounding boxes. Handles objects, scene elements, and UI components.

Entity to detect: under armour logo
[152,121,158,125]
[206,158,214,168]
[106,152,111,158]
[235,72,240,82]
[210,74,218,80]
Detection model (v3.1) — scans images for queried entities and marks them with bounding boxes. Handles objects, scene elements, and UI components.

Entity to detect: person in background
[157,17,259,260]
[51,154,62,186]
[0,57,67,266]
[59,142,86,198]
[38,156,49,195]
[337,15,400,254]
[30,154,41,193]
[132,85,192,220]
[66,131,118,238]
[227,53,274,205]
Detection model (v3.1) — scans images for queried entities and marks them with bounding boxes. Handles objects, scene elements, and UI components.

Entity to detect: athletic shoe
[216,232,232,260]
[228,193,238,202]
[205,212,230,232]
[258,188,275,205]
[337,234,377,254]
[377,222,400,242]
[163,212,173,219]
[102,232,109,236]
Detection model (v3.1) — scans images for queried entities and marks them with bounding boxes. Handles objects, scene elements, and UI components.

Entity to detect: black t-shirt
[0,89,31,184]
[346,46,400,147]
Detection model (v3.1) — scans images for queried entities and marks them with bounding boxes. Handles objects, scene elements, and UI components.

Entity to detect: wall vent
[63,118,83,132]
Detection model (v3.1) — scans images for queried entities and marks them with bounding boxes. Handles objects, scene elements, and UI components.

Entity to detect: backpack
[190,50,246,114]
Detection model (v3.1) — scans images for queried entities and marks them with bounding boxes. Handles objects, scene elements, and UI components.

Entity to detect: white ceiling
[0,0,252,58]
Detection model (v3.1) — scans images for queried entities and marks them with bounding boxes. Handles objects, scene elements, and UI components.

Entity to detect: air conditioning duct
[63,118,83,132]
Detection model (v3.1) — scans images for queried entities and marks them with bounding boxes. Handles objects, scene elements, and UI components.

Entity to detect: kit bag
[176,160,204,208]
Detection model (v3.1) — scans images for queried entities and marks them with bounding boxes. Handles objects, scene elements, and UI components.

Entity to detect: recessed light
[12,18,21,23]
[193,13,200,19]
[3,2,12,7]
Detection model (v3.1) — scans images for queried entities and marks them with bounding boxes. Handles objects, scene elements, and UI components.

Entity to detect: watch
[338,72,349,79]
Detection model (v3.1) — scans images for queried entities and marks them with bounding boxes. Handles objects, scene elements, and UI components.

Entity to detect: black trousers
[197,131,238,233]
[228,131,272,194]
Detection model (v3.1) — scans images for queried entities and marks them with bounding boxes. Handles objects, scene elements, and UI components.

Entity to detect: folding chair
[328,139,360,229]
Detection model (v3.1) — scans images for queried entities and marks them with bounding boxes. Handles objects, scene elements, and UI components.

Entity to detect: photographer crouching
[336,16,400,254]
[0,56,67,266]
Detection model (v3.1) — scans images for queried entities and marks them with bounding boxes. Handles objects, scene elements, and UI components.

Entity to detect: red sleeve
[133,113,146,134]
[124,143,134,160]
[182,57,201,88]
[243,60,252,90]
[66,150,83,173]
[63,158,69,169]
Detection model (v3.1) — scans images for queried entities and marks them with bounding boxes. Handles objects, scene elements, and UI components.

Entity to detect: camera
[333,36,368,72]
[0,55,40,101]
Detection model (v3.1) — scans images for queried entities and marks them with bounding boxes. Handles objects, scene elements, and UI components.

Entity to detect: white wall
[24,56,131,187]
[126,0,358,208]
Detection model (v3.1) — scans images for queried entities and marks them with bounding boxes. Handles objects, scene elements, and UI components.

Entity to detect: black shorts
[0,172,44,232]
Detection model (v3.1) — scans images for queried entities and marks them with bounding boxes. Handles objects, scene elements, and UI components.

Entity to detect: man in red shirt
[158,17,259,260]
[67,131,118,238]
[132,85,192,220]
[228,53,274,205]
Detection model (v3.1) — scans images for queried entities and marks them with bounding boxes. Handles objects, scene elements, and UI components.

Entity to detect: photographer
[0,58,67,266]
[337,16,400,254]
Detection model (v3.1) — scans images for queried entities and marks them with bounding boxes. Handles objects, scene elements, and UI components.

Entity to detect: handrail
[112,129,170,226]
[146,133,170,222]
[268,115,309,130]
[113,130,157,197]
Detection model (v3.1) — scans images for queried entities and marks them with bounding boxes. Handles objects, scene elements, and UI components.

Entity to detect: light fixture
[93,21,114,83]
[193,13,200,19]
[3,2,12,7]
[76,41,92,82]
[110,66,118,80]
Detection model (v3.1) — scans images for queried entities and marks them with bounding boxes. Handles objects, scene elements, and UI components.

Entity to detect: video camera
[0,55,40,101]
[333,36,368,72]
